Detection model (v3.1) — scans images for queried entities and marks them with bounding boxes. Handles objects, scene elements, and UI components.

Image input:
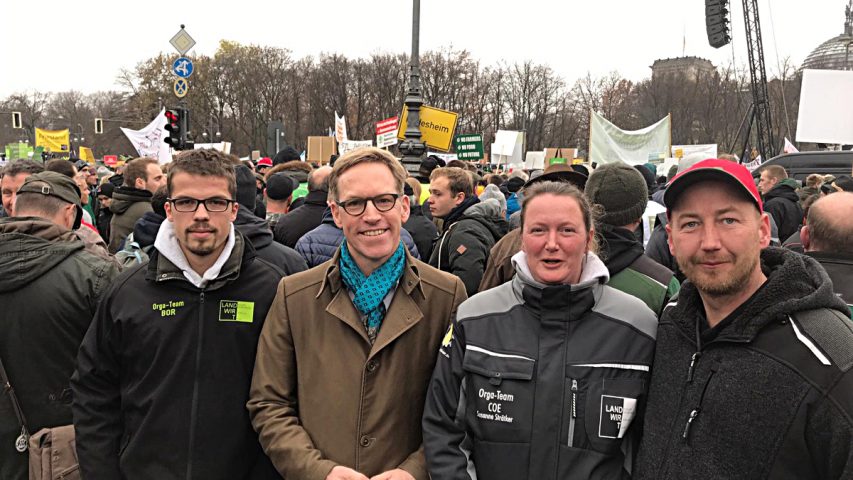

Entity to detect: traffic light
[165,108,182,149]
[11,112,22,129]
[164,107,194,150]
[94,118,103,134]
[706,0,731,48]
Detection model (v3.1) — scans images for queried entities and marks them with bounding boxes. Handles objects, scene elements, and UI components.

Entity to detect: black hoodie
[636,247,853,479]
[235,205,307,276]
[428,197,505,296]
[763,180,803,243]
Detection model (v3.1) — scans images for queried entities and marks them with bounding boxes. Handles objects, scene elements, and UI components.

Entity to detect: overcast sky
[1,0,849,98]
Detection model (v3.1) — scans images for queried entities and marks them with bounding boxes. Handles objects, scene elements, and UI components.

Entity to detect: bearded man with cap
[635,159,853,479]
[584,163,679,316]
[0,172,120,480]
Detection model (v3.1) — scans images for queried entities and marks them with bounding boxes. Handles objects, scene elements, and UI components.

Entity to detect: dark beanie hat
[585,163,648,226]
[235,165,257,210]
[266,173,297,201]
[273,146,301,166]
[98,183,115,198]
[634,164,656,192]
[506,176,526,193]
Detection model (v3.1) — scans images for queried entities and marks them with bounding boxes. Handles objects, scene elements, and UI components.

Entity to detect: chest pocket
[584,376,645,454]
[462,345,536,441]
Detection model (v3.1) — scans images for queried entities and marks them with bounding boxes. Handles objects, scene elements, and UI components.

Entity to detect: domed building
[801,1,853,71]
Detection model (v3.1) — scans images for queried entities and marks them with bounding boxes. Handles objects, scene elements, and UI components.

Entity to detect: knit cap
[585,163,648,226]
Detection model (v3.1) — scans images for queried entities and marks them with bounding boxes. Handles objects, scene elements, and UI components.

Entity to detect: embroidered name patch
[599,395,637,439]
[219,300,254,323]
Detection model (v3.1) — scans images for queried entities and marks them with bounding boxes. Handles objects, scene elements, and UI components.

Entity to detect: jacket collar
[318,246,426,357]
[668,247,849,345]
[510,251,609,320]
[304,189,329,206]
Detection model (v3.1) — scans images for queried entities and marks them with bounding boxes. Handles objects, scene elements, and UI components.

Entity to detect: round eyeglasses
[335,193,401,216]
[168,197,235,213]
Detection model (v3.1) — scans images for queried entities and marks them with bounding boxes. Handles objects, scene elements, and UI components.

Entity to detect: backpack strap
[0,355,30,452]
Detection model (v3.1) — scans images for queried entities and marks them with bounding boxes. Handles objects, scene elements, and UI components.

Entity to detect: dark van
[753,151,853,181]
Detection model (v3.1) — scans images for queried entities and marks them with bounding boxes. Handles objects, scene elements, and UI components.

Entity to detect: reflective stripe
[466,345,534,362]
[789,316,831,366]
[572,363,650,372]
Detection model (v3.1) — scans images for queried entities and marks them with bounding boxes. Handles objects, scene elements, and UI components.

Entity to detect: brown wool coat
[248,248,467,480]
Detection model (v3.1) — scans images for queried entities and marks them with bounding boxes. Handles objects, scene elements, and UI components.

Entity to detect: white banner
[671,144,717,160]
[338,140,372,155]
[120,108,171,165]
[491,130,524,165]
[335,111,348,144]
[589,110,671,166]
[797,69,853,145]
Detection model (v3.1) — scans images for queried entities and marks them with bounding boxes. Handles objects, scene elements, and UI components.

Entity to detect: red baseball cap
[257,157,273,168]
[664,159,763,214]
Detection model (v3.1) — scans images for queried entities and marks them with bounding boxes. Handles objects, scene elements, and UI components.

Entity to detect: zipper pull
[682,408,700,439]
[571,380,578,418]
[687,352,702,383]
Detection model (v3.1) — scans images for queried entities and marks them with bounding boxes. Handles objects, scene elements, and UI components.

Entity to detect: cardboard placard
[307,136,337,164]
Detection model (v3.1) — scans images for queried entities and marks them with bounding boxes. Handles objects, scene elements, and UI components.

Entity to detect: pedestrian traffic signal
[95,118,103,134]
[11,112,22,129]
[706,0,731,48]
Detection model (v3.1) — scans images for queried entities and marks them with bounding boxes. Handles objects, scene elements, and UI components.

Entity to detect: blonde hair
[328,147,407,201]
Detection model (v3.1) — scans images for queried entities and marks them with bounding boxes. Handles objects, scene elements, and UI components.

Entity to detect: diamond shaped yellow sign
[170,28,196,55]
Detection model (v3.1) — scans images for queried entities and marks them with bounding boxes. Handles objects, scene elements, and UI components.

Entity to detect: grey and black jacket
[635,247,853,479]
[423,251,658,480]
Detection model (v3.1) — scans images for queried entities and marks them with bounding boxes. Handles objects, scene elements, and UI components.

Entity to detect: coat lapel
[369,256,425,358]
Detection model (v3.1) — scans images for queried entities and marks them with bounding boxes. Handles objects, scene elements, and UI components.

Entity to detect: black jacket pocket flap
[462,346,535,382]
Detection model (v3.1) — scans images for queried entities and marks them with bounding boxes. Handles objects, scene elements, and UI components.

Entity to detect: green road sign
[454,133,484,160]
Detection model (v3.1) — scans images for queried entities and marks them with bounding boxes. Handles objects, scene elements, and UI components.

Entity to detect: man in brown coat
[249,148,467,480]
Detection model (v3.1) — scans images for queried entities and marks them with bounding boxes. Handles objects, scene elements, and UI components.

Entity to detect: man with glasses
[73,149,286,479]
[249,147,467,480]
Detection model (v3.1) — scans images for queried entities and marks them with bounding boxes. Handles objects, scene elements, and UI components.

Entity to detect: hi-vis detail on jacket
[218,300,255,323]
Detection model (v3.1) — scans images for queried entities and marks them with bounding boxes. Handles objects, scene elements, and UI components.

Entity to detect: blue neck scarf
[339,240,406,344]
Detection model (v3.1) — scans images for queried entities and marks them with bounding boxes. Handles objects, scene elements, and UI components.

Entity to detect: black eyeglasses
[168,197,235,212]
[335,193,400,216]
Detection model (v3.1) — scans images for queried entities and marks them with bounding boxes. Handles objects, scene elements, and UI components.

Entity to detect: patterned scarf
[339,240,406,344]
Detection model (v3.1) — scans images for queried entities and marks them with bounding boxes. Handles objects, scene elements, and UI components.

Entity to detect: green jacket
[600,224,679,316]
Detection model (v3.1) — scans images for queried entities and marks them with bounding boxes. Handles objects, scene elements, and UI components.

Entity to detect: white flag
[120,108,171,165]
[589,110,671,166]
[335,111,348,144]
[783,138,799,154]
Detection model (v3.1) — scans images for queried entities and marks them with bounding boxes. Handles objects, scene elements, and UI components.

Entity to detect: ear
[330,201,344,229]
[665,222,675,256]
[164,200,175,222]
[758,212,771,248]
[400,194,411,224]
[800,224,811,251]
[453,191,466,206]
[586,227,596,253]
[229,201,239,222]
[63,204,77,230]
[135,177,145,190]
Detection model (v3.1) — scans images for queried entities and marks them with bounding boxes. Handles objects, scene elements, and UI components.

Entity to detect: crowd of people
[0,146,851,480]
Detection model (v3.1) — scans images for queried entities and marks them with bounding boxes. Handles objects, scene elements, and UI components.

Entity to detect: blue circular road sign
[172,57,194,78]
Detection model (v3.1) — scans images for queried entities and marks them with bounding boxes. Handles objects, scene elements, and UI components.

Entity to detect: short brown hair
[45,159,76,178]
[430,167,473,198]
[328,147,406,201]
[405,177,422,204]
[762,165,788,182]
[167,149,237,198]
[279,160,313,174]
[521,180,598,253]
[124,157,159,187]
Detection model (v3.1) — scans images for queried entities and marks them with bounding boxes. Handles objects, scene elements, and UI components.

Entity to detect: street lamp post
[72,124,85,158]
[398,0,427,175]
